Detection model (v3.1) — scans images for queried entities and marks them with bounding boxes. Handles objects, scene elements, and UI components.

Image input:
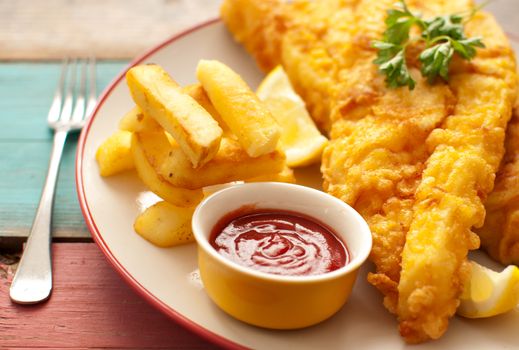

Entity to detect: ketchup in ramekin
[210,207,349,276]
[193,182,372,329]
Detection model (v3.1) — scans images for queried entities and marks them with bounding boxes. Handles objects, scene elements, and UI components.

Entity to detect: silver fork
[10,58,97,304]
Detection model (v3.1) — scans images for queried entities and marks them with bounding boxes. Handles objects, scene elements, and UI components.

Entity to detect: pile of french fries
[96,60,295,247]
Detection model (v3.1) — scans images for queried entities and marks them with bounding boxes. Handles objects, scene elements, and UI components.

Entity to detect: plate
[77,19,519,350]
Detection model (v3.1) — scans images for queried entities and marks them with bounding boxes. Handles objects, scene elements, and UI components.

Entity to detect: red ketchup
[210,208,349,276]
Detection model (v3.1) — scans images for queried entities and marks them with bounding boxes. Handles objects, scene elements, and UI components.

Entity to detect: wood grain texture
[0,0,517,60]
[0,62,126,140]
[0,243,219,349]
[0,62,126,242]
[0,0,220,60]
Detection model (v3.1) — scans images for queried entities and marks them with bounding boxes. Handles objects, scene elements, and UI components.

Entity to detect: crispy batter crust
[476,95,519,265]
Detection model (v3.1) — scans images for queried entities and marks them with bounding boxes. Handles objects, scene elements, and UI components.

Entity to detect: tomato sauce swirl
[210,208,349,276]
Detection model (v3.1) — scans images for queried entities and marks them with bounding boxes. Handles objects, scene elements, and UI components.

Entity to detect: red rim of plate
[75,18,519,350]
[75,18,246,350]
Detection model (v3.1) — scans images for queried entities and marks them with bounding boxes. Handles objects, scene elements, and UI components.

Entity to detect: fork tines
[47,57,97,130]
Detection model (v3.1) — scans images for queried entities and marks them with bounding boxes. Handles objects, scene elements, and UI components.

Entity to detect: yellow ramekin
[192,182,372,329]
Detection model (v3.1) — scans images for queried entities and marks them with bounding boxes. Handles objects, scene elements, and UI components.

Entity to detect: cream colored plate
[77,20,519,350]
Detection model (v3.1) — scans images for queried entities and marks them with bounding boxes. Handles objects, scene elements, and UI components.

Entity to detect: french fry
[202,182,244,197]
[158,137,286,189]
[134,201,195,247]
[245,166,296,183]
[126,64,223,168]
[131,131,203,207]
[200,167,295,198]
[196,59,281,157]
[118,106,161,132]
[182,83,230,133]
[96,130,134,176]
[199,166,295,198]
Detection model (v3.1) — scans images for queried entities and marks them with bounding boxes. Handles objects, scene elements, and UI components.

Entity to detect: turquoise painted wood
[0,62,128,243]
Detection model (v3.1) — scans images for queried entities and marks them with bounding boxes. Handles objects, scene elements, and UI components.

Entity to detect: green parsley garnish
[373,0,485,89]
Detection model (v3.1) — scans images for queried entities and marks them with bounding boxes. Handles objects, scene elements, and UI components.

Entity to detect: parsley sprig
[372,0,485,89]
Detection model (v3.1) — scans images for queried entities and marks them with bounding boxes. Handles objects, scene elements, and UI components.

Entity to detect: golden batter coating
[477,95,519,265]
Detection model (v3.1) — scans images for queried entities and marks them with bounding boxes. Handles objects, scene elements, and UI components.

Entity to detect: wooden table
[0,244,217,349]
[0,62,218,349]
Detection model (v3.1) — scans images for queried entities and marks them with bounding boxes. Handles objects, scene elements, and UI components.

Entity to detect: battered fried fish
[221,0,517,342]
[397,10,517,341]
[476,95,519,265]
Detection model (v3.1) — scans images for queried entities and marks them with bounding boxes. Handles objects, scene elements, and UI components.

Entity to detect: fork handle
[10,130,68,304]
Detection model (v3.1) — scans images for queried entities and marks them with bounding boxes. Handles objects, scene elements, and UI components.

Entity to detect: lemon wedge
[256,66,328,167]
[457,260,519,318]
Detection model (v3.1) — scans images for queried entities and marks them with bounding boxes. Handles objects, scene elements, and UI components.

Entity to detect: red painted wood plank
[0,243,219,349]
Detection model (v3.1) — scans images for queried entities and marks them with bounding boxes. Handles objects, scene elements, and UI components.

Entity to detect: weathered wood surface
[0,62,126,246]
[0,0,517,60]
[0,243,219,349]
[0,0,220,60]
